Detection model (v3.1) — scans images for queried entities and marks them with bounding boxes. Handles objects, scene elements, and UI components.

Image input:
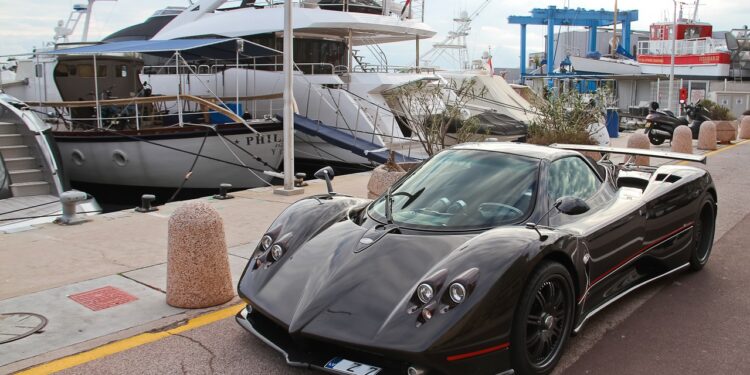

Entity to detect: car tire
[510,261,575,375]
[689,195,716,271]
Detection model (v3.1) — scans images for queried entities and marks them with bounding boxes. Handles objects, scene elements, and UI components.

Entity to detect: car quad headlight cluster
[411,268,479,324]
[254,234,285,268]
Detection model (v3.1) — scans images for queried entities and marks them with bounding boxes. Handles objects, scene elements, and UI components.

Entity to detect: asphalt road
[55,141,750,375]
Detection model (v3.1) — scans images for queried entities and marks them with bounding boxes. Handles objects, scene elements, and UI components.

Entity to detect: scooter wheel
[648,133,665,145]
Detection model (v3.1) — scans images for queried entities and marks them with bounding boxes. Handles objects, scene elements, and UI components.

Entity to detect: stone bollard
[671,125,693,154]
[167,201,234,308]
[367,164,408,199]
[740,116,750,140]
[698,121,718,151]
[715,121,737,144]
[627,133,650,166]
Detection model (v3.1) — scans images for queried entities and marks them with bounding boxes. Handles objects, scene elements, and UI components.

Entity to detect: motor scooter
[644,101,711,145]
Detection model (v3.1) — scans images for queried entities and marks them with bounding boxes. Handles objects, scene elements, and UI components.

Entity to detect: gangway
[291,114,419,164]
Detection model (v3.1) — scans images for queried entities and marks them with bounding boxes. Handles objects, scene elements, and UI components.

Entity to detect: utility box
[605,108,620,138]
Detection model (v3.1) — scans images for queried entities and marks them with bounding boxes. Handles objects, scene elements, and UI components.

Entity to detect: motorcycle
[644,101,711,145]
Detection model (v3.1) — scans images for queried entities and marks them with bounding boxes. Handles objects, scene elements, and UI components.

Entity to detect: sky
[0,0,748,68]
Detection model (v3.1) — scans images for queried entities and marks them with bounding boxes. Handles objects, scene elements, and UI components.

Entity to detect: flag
[488,54,493,76]
[400,0,412,18]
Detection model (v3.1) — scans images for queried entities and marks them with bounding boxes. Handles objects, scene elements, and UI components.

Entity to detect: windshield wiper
[384,186,395,225]
[393,187,425,209]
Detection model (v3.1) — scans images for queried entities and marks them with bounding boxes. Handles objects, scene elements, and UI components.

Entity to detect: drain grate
[0,312,48,345]
[69,286,138,311]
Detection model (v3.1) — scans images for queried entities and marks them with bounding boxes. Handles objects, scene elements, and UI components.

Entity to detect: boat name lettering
[246,134,281,146]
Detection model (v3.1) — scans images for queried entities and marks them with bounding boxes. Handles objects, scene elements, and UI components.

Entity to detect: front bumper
[235,305,514,375]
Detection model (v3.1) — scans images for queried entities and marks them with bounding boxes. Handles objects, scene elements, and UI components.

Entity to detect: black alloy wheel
[690,196,716,271]
[511,262,575,375]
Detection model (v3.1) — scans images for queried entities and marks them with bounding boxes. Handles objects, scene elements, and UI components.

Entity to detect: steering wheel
[478,203,523,219]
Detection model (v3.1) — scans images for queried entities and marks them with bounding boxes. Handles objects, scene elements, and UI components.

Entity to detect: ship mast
[612,0,618,55]
[419,0,493,69]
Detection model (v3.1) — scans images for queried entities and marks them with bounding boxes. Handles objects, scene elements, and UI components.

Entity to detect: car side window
[548,157,602,203]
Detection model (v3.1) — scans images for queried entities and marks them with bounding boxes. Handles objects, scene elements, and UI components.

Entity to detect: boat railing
[32,93,284,132]
[637,38,728,57]
[142,62,337,76]
[351,64,436,74]
[217,0,423,19]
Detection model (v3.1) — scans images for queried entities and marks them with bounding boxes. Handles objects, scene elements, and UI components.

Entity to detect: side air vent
[655,174,681,183]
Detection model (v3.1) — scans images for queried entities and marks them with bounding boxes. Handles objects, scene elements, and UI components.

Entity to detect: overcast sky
[0,0,747,68]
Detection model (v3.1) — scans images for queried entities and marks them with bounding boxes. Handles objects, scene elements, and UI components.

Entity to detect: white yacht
[1,0,533,200]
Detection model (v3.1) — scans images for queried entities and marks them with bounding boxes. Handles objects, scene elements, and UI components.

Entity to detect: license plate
[324,357,381,375]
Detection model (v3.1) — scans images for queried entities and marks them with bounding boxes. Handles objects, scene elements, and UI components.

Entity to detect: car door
[546,156,647,310]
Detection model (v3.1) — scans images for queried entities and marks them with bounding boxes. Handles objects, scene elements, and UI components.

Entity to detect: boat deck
[0,195,60,230]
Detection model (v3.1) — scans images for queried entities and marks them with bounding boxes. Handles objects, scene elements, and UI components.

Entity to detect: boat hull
[638,53,731,77]
[53,123,284,190]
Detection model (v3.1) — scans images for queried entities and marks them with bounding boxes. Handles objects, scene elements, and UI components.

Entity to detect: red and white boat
[637,20,731,78]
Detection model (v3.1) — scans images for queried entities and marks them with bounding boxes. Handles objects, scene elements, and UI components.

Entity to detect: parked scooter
[644,101,711,145]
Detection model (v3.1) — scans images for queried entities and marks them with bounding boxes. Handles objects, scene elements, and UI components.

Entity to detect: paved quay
[0,173,371,374]
[2,135,750,375]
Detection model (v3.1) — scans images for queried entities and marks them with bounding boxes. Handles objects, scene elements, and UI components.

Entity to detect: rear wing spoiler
[551,144,707,164]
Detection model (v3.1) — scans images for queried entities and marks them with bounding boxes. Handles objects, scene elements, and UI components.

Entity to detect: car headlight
[416,283,434,304]
[270,244,284,261]
[261,235,273,250]
[448,283,467,304]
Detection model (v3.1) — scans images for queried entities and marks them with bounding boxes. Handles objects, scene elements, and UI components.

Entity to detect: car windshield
[369,149,540,230]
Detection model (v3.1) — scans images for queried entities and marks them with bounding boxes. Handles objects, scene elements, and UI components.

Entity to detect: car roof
[451,142,579,161]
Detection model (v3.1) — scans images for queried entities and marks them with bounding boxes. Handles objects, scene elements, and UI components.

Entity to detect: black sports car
[236,142,716,375]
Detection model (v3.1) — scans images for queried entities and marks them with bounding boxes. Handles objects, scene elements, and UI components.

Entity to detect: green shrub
[698,99,735,121]
[527,88,608,146]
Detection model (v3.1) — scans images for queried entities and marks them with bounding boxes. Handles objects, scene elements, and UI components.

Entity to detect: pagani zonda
[236,142,716,375]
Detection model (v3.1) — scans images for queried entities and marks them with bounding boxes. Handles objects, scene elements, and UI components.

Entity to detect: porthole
[112,149,128,167]
[71,149,85,166]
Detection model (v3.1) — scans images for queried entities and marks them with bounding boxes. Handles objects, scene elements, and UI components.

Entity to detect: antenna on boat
[692,0,700,22]
[80,0,117,42]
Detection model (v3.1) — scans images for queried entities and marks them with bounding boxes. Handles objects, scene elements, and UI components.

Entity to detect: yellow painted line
[17,303,245,375]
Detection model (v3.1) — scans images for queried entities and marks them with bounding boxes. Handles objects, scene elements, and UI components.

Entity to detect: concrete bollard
[627,133,651,166]
[213,183,234,200]
[135,194,158,213]
[698,121,718,150]
[715,121,737,144]
[671,125,693,154]
[167,201,234,308]
[54,190,89,225]
[740,116,750,140]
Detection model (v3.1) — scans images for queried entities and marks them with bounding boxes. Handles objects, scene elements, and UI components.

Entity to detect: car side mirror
[314,166,335,195]
[555,196,590,215]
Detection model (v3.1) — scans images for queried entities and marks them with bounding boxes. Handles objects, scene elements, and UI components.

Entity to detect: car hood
[240,218,481,350]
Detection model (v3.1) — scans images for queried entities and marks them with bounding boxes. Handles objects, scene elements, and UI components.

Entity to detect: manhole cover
[69,286,138,311]
[0,312,48,345]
